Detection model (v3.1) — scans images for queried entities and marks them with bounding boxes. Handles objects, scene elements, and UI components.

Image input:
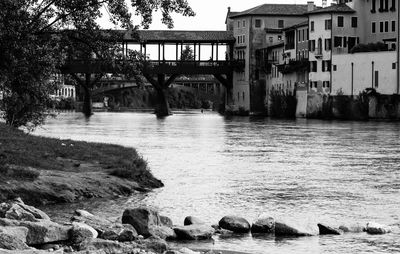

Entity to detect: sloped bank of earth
[0,123,163,205]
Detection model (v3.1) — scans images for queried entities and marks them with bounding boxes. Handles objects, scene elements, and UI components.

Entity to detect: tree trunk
[82,85,93,117]
[154,87,171,117]
[82,74,93,117]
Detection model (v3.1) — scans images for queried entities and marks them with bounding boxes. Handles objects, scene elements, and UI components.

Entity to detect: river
[33,111,400,254]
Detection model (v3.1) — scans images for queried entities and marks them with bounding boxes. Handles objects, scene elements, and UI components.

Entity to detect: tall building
[226,4,311,114]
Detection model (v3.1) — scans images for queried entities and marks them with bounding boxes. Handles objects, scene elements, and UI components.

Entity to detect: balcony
[314,48,323,59]
[276,59,309,74]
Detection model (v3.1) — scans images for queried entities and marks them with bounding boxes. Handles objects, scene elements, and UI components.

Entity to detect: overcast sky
[125,0,333,30]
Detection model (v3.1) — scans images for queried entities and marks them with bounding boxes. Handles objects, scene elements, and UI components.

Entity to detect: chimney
[228,7,231,13]
[307,1,315,12]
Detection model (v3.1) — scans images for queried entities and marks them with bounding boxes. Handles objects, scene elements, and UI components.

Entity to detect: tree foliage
[180,45,194,61]
[0,0,195,128]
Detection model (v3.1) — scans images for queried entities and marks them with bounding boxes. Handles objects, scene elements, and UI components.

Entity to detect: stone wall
[304,93,400,120]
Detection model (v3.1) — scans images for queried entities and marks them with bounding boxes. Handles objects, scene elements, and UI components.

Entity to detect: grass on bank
[0,123,163,188]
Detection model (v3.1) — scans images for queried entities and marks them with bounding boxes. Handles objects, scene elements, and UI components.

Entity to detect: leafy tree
[180,45,195,61]
[0,0,195,127]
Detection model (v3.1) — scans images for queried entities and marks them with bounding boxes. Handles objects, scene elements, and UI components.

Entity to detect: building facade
[226,4,311,114]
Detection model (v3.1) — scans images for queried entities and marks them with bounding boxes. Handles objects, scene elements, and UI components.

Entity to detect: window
[375,71,379,88]
[310,61,317,72]
[333,65,337,71]
[380,21,384,32]
[255,19,261,28]
[309,40,316,51]
[325,38,332,50]
[372,22,376,33]
[351,17,358,28]
[385,21,389,32]
[372,0,376,12]
[302,30,305,42]
[237,21,240,28]
[310,21,315,31]
[392,21,396,32]
[278,35,282,41]
[278,20,284,28]
[334,36,343,47]
[322,60,331,72]
[323,81,330,88]
[392,63,397,69]
[338,16,344,27]
[243,20,246,27]
[325,19,332,30]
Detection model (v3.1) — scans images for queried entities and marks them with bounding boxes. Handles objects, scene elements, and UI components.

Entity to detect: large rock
[184,216,205,226]
[173,224,215,240]
[72,209,114,235]
[0,232,29,250]
[218,216,250,233]
[150,226,177,240]
[274,219,319,236]
[101,224,138,242]
[0,199,50,222]
[0,226,29,244]
[317,223,342,235]
[73,210,139,242]
[122,207,162,237]
[366,222,391,235]
[141,236,168,253]
[0,218,71,245]
[70,222,98,245]
[251,215,275,233]
[160,216,173,228]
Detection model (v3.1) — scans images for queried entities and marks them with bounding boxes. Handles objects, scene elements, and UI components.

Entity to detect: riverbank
[0,123,163,205]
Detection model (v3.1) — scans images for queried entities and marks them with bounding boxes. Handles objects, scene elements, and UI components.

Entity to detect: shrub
[109,157,149,180]
[269,90,297,118]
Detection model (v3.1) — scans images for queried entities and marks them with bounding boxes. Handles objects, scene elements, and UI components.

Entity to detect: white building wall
[309,13,332,93]
[332,51,397,95]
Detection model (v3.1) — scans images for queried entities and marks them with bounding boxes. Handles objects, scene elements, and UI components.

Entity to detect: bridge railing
[61,59,245,74]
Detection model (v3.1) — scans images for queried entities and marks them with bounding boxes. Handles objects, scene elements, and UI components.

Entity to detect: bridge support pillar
[214,73,234,108]
[71,73,103,117]
[143,73,179,117]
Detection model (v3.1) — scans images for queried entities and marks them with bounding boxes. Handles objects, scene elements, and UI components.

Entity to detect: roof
[230,4,308,18]
[283,21,309,31]
[307,4,355,15]
[122,30,236,43]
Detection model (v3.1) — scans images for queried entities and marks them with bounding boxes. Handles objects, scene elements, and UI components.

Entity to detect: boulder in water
[184,216,205,226]
[122,206,162,237]
[275,219,319,236]
[366,222,391,234]
[251,215,275,233]
[218,216,250,233]
[317,223,342,235]
[173,224,215,240]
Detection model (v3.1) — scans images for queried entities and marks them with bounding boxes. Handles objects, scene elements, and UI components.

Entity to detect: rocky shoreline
[0,198,394,254]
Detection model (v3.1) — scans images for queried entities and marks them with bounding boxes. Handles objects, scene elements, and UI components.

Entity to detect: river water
[34,111,400,254]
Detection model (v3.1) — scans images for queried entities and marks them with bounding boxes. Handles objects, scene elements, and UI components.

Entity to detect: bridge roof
[122,30,235,44]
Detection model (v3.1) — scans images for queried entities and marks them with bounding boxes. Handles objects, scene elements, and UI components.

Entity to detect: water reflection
[34,112,400,254]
